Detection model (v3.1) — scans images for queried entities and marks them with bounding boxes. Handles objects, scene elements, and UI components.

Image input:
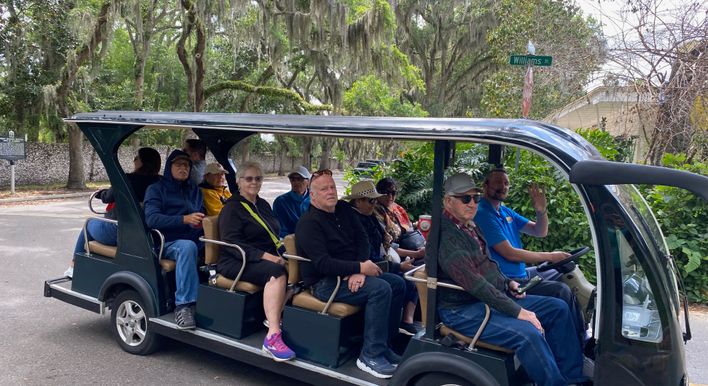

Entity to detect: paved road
[1,172,706,385]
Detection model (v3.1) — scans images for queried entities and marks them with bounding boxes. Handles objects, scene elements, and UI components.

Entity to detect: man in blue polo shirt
[474,168,586,345]
[273,165,311,237]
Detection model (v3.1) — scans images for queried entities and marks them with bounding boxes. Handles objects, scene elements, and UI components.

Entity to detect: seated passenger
[473,168,586,345]
[144,150,204,330]
[295,170,404,379]
[272,165,311,237]
[435,172,585,386]
[67,147,161,278]
[347,180,420,336]
[375,177,426,257]
[199,162,232,216]
[217,161,295,362]
[183,138,207,185]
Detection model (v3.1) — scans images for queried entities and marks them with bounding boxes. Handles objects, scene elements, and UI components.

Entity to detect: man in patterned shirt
[432,172,585,386]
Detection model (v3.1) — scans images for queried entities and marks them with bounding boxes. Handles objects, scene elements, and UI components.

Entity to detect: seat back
[414,266,513,354]
[283,234,299,285]
[203,215,220,264]
[413,268,429,326]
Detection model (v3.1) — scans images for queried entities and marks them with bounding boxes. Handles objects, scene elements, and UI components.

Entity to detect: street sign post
[1,132,26,194]
[509,55,553,66]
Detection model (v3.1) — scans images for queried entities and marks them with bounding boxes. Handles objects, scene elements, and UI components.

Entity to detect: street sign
[0,137,26,161]
[509,55,552,66]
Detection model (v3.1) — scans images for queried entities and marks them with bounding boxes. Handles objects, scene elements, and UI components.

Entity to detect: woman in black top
[217,161,294,361]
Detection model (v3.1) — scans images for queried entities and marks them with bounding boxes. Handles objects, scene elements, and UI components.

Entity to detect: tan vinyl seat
[283,235,360,318]
[88,240,117,258]
[202,216,261,294]
[414,268,513,354]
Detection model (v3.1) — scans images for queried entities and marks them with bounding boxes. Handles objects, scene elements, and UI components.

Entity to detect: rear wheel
[413,371,497,386]
[111,290,160,355]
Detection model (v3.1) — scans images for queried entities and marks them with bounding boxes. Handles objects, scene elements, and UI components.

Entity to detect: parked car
[353,161,379,176]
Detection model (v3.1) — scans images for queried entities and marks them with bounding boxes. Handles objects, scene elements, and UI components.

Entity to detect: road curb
[0,192,91,204]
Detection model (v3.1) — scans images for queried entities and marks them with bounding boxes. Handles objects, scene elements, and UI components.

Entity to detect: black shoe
[398,322,419,336]
[175,305,196,330]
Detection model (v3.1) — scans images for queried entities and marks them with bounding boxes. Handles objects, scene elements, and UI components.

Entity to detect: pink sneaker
[262,332,295,362]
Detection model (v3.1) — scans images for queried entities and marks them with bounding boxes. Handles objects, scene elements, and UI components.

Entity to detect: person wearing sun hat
[199,162,232,216]
[273,165,312,237]
[348,179,421,337]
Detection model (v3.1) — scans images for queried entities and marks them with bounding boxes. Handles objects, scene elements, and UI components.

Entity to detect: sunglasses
[453,194,482,204]
[240,176,263,183]
[310,169,332,182]
[384,190,397,196]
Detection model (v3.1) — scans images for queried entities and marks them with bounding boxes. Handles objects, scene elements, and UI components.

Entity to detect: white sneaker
[64,267,74,278]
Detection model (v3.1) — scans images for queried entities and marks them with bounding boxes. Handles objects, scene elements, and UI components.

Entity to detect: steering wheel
[536,246,590,273]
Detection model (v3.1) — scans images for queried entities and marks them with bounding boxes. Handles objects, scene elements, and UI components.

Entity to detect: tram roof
[67,111,603,166]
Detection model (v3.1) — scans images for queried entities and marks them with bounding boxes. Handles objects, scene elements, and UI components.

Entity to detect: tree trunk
[66,124,86,189]
[55,0,113,189]
[177,0,196,111]
[319,137,335,170]
[239,137,250,164]
[302,137,313,170]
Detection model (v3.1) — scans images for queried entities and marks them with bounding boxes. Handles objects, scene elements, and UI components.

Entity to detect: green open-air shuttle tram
[44,111,707,386]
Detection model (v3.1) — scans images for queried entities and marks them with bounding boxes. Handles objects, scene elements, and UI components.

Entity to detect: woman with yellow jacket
[199,162,232,216]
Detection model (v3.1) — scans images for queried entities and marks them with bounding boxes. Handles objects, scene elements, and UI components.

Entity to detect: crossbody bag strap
[240,201,283,253]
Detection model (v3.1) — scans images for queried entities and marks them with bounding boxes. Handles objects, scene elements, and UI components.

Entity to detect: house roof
[544,86,654,130]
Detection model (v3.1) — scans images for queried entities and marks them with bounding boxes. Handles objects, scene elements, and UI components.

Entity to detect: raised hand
[528,183,547,214]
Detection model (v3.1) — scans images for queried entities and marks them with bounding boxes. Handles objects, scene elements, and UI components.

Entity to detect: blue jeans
[73,219,118,254]
[523,267,587,346]
[439,295,584,386]
[313,273,405,358]
[163,239,199,307]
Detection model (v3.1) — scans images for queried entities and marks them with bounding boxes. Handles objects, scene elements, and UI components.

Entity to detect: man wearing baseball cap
[273,165,311,237]
[432,172,585,386]
[199,162,232,216]
[144,149,205,330]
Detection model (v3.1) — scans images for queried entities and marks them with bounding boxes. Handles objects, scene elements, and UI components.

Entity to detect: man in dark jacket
[144,150,205,329]
[295,170,404,380]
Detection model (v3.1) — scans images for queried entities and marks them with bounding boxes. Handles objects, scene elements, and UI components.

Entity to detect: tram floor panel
[150,313,389,386]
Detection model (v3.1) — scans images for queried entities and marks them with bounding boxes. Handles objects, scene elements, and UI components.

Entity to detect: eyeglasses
[453,194,482,204]
[240,176,263,183]
[289,175,305,181]
[310,169,332,182]
[366,198,377,204]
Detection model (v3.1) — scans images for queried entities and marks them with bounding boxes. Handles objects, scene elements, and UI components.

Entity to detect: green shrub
[638,153,708,303]
[384,131,706,302]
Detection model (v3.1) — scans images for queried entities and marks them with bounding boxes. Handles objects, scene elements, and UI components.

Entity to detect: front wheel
[111,290,160,355]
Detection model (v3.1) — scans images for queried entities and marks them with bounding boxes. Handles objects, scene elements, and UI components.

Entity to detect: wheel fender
[390,352,500,386]
[99,271,158,316]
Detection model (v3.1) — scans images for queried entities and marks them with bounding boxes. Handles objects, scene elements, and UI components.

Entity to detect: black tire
[413,371,495,386]
[110,290,160,355]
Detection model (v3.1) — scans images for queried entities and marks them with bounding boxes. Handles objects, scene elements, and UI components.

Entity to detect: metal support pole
[10,160,16,195]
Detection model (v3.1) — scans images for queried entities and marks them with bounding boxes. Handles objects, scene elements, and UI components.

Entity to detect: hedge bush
[385,131,707,303]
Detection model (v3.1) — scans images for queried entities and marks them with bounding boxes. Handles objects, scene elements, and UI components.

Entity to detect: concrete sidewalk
[0,191,92,204]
